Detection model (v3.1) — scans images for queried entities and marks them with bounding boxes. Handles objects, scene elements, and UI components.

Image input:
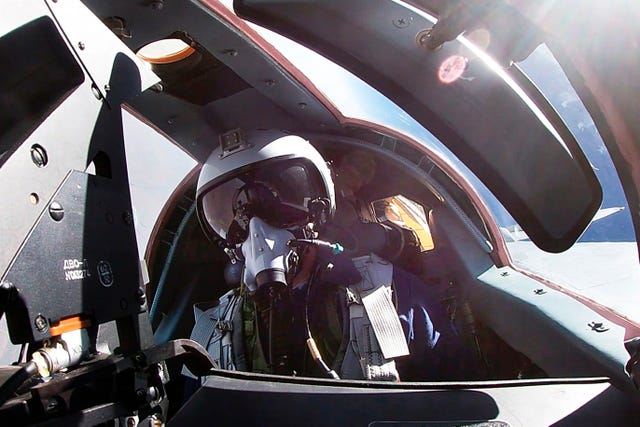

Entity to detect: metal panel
[3,171,143,344]
[0,0,157,279]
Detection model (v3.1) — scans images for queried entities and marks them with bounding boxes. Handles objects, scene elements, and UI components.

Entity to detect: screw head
[78,41,85,50]
[49,202,64,221]
[393,17,410,28]
[34,315,48,332]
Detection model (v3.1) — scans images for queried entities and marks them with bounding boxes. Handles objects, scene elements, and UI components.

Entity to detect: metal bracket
[218,129,251,159]
[0,339,216,425]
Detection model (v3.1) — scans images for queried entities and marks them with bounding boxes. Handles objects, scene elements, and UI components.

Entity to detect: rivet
[264,79,276,87]
[30,193,39,205]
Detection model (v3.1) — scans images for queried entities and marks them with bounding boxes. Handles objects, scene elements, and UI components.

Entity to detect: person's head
[336,150,376,196]
[196,130,334,291]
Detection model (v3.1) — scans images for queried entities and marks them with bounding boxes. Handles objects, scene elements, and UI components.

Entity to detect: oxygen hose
[304,267,340,380]
[255,283,292,375]
[149,202,196,324]
[306,338,339,380]
[0,361,37,407]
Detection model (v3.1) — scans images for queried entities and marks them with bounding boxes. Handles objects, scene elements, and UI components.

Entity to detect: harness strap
[341,254,409,381]
[182,288,244,381]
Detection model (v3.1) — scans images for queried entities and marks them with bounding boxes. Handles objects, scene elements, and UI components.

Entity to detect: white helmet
[196,130,335,245]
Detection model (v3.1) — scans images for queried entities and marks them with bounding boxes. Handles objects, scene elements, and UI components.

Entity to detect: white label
[63,259,90,281]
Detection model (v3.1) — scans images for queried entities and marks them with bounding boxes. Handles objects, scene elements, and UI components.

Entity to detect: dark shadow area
[86,151,112,178]
[552,385,640,427]
[173,375,500,426]
[81,52,151,355]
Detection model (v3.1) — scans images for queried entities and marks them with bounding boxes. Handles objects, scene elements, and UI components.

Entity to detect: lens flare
[438,55,468,84]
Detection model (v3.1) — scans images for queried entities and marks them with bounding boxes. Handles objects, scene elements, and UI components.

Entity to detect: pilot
[183,130,462,386]
[322,150,464,380]
[323,150,424,273]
